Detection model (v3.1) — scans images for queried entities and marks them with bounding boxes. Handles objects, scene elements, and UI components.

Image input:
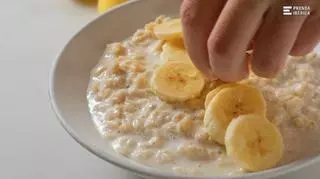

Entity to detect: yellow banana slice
[168,38,185,49]
[225,114,284,171]
[154,19,183,41]
[160,43,192,64]
[204,83,238,108]
[151,61,205,102]
[204,84,266,144]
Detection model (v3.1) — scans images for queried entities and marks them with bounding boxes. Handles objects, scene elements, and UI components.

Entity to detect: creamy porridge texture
[87,16,320,176]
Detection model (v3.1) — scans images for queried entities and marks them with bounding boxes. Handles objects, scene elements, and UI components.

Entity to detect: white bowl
[49,0,320,178]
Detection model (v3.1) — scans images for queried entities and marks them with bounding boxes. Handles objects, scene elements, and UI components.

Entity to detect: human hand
[180,0,320,82]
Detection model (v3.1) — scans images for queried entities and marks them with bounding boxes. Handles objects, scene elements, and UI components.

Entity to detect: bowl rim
[49,0,320,178]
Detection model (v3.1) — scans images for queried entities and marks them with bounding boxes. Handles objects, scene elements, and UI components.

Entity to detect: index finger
[180,0,226,80]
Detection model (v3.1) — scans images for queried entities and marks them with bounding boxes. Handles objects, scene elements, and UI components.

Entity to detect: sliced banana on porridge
[204,84,267,144]
[160,42,192,64]
[225,114,284,171]
[151,61,205,102]
[154,18,183,41]
[204,83,238,108]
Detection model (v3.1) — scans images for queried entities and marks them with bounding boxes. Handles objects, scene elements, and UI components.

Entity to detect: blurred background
[0,1,140,179]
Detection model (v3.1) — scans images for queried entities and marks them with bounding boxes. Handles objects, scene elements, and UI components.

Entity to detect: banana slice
[225,114,284,171]
[154,19,183,41]
[168,38,185,49]
[204,84,266,144]
[160,43,192,64]
[204,83,238,108]
[151,61,205,102]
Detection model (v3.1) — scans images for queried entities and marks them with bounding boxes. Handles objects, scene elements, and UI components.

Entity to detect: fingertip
[251,54,284,78]
[290,44,314,57]
[251,66,279,78]
[189,59,217,81]
[208,48,249,82]
[203,72,218,82]
[180,0,226,83]
[199,69,216,82]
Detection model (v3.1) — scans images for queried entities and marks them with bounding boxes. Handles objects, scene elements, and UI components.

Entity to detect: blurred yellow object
[98,0,127,13]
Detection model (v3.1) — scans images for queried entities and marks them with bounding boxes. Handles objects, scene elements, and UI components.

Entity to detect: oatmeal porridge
[87,16,320,176]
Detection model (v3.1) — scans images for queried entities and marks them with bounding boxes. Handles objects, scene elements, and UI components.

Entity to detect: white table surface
[0,0,319,178]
